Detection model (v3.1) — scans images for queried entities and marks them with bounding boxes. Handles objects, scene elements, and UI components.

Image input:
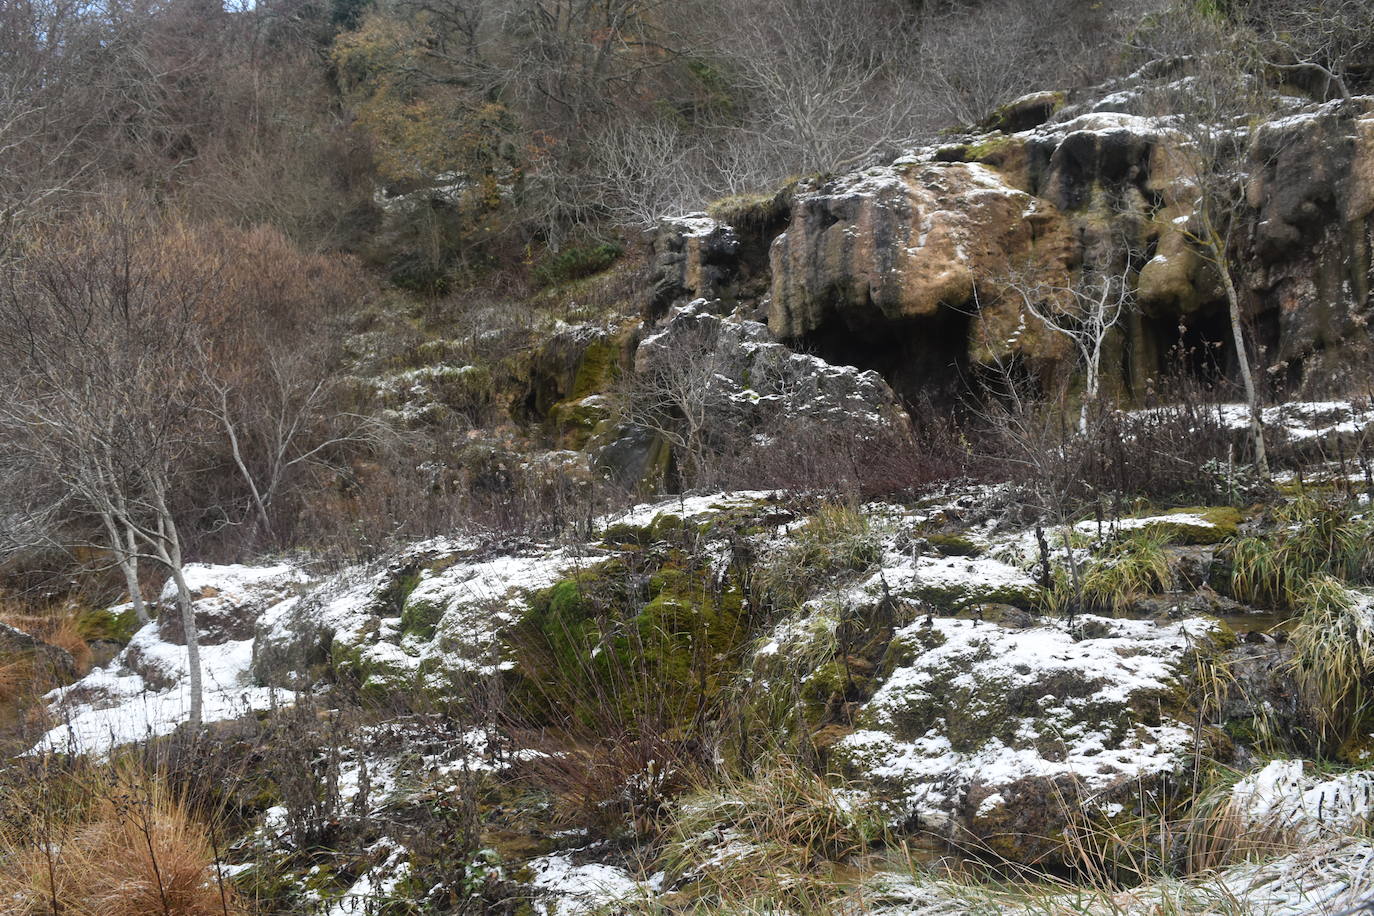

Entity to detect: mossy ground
[76,605,140,644]
[515,546,750,729]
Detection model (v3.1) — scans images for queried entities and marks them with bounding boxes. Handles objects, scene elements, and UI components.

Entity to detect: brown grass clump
[0,763,242,916]
[0,603,94,675]
[0,657,31,704]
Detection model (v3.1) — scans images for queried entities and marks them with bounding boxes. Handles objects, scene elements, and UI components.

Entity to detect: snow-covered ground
[37,623,293,755]
[37,562,310,755]
[527,853,662,916]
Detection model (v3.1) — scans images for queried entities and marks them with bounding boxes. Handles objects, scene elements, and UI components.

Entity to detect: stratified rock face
[1244,102,1374,374]
[650,215,741,317]
[664,88,1374,401]
[767,161,1068,340]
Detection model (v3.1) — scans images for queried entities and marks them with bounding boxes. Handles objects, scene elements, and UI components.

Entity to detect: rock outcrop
[655,84,1374,405]
[592,303,913,488]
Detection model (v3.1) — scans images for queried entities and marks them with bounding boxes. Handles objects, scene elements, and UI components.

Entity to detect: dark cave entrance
[1144,309,1235,389]
[1139,304,1283,398]
[793,306,974,413]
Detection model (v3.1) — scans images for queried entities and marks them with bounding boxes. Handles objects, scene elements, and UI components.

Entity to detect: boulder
[598,304,914,487]
[837,616,1211,865]
[0,621,78,683]
[157,563,309,646]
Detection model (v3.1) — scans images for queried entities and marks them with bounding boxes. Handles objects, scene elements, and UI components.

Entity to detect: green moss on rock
[518,550,748,728]
[77,605,140,644]
[400,593,446,641]
[923,534,982,557]
[1146,507,1244,545]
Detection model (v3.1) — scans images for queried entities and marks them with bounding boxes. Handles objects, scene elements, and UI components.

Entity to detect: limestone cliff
[654,83,1374,407]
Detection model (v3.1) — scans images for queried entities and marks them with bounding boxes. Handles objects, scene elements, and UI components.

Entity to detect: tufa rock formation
[653,86,1374,408]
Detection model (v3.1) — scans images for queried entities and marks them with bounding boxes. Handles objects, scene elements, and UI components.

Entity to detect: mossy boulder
[548,394,614,450]
[518,549,747,728]
[921,534,982,557]
[330,636,420,702]
[977,90,1066,133]
[894,555,1039,612]
[601,513,685,548]
[399,590,446,641]
[76,605,140,645]
[835,616,1199,866]
[1137,507,1243,546]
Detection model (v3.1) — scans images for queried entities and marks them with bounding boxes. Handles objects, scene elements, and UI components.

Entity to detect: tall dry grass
[0,761,242,916]
[0,608,93,675]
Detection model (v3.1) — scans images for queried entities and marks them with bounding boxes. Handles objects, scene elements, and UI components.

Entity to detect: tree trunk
[167,562,203,730]
[1217,254,1269,476]
[101,512,149,625]
[1080,365,1098,435]
[123,524,149,625]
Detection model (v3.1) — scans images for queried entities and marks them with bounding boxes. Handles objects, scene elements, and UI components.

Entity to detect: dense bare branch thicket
[0,205,220,724]
[0,206,387,671]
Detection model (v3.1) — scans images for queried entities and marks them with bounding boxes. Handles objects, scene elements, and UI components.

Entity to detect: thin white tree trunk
[122,523,148,625]
[166,561,203,730]
[1214,236,1269,476]
[100,511,148,625]
[148,493,203,731]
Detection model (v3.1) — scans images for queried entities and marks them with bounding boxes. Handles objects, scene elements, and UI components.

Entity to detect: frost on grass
[838,616,1205,855]
[1228,759,1374,842]
[862,841,1374,915]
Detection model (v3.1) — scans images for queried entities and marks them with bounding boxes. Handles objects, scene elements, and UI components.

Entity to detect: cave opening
[793,306,974,413]
[1144,308,1235,390]
[1139,304,1285,402]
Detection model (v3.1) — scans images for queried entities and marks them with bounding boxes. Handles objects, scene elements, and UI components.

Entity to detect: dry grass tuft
[0,602,94,675]
[0,762,242,916]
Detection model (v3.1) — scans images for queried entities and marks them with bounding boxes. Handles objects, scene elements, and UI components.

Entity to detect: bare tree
[1256,0,1374,101]
[999,259,1135,433]
[0,206,217,727]
[197,347,389,546]
[716,0,928,176]
[580,118,715,228]
[617,321,728,487]
[1145,33,1282,475]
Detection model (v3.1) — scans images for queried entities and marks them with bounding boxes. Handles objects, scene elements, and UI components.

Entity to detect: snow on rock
[838,615,1208,863]
[1138,399,1374,448]
[871,550,1038,610]
[602,490,775,531]
[660,213,729,240]
[159,561,310,644]
[526,853,657,916]
[319,840,410,915]
[254,539,578,693]
[35,562,308,755]
[1228,759,1374,842]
